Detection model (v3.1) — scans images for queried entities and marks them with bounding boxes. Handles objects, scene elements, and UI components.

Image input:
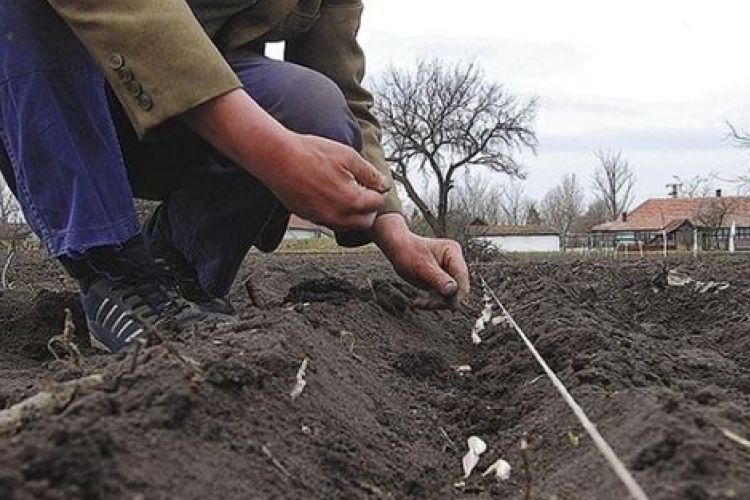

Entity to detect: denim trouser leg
[123,50,362,297]
[0,1,139,257]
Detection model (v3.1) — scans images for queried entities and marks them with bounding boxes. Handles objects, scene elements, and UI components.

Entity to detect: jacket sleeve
[285,0,402,244]
[45,0,242,138]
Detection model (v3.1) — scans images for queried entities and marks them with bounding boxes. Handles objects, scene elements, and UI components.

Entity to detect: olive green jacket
[45,0,400,216]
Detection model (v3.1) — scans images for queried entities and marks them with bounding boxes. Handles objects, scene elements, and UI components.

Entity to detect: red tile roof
[592,196,750,232]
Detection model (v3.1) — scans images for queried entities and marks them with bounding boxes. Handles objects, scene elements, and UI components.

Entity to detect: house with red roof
[591,191,750,250]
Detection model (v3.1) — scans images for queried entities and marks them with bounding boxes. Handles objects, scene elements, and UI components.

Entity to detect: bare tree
[497,180,533,225]
[525,201,542,225]
[695,198,734,249]
[0,180,29,251]
[591,149,635,220]
[726,121,750,151]
[540,174,585,244]
[453,172,503,225]
[672,174,716,198]
[0,182,19,224]
[576,198,610,233]
[724,122,750,193]
[373,59,538,238]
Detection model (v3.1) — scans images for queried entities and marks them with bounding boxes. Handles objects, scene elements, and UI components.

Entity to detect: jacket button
[127,81,142,97]
[108,53,125,70]
[137,94,153,111]
[117,67,134,84]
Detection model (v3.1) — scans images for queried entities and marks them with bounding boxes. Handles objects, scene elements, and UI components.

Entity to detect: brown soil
[1,250,749,500]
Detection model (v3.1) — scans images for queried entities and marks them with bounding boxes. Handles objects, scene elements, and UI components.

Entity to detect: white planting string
[480,277,650,500]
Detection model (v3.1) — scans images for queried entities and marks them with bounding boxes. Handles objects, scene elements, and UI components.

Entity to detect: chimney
[621,212,627,223]
[716,189,722,198]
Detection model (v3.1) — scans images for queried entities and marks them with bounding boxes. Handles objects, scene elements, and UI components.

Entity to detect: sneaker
[81,274,206,352]
[142,203,235,316]
[60,236,208,353]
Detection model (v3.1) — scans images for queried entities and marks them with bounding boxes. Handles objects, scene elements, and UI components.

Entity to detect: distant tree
[540,174,585,244]
[726,121,750,152]
[591,149,635,220]
[453,172,503,226]
[373,58,538,238]
[407,174,504,245]
[526,202,542,225]
[0,182,20,224]
[672,174,716,198]
[695,197,735,249]
[576,198,610,233]
[725,122,750,193]
[497,180,533,225]
[0,180,29,250]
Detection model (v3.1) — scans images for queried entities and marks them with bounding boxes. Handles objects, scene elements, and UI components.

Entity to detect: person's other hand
[371,214,470,309]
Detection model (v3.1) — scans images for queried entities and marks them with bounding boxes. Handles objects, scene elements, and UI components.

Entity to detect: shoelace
[153,257,215,303]
[114,270,191,320]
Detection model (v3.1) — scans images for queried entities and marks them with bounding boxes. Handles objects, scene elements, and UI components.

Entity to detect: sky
[352,0,750,206]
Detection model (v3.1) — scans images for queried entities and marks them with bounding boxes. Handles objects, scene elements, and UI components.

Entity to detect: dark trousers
[0,0,361,296]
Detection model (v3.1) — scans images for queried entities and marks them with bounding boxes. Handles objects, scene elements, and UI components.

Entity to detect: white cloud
[357,0,750,204]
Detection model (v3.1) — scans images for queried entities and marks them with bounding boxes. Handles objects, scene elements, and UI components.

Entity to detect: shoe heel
[86,319,113,353]
[88,333,112,353]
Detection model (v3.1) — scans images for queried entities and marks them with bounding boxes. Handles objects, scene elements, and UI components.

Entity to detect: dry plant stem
[521,437,533,500]
[290,358,309,401]
[244,279,266,309]
[262,444,291,477]
[0,374,104,437]
[720,427,750,450]
[480,277,650,500]
[47,308,83,366]
[439,426,458,452]
[1,249,14,289]
[366,278,377,302]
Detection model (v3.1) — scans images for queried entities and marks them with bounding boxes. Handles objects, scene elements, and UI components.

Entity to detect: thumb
[423,261,459,297]
[346,155,392,194]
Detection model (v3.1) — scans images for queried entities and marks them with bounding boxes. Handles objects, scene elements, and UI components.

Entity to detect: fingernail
[441,280,458,296]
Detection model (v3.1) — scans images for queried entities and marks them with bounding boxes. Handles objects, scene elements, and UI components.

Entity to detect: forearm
[182,89,296,190]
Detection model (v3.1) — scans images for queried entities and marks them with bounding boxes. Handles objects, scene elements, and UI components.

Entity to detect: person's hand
[264,134,391,230]
[371,214,470,309]
[184,89,390,231]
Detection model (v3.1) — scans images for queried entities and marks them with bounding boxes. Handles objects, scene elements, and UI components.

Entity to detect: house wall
[477,235,560,252]
[284,229,328,240]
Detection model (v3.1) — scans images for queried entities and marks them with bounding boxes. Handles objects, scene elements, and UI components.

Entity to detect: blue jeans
[0,0,361,296]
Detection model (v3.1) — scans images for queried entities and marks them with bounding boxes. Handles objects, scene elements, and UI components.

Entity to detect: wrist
[370,212,412,254]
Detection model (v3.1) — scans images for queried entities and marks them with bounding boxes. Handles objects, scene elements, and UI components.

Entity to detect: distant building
[284,215,333,240]
[469,220,560,252]
[591,191,750,250]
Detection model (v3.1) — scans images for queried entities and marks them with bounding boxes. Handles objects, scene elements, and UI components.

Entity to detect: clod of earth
[0,374,104,437]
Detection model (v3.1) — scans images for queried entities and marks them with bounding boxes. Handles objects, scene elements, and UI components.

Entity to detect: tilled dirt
[1,250,749,500]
